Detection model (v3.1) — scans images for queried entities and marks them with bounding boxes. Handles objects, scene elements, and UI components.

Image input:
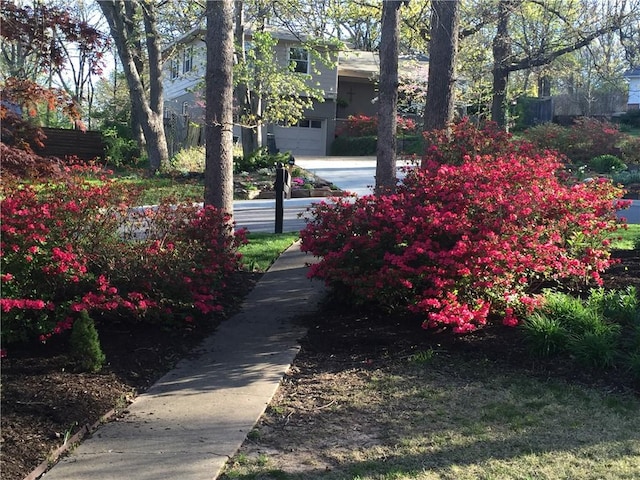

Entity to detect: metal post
[274,162,290,233]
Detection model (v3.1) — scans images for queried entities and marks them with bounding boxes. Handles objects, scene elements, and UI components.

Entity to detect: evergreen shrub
[70,309,105,372]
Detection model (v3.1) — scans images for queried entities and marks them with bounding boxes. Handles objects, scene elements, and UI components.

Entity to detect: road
[232,156,639,233]
[233,156,413,233]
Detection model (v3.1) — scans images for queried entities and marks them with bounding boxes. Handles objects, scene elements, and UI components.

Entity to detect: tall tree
[488,0,639,127]
[376,0,403,194]
[97,0,169,173]
[234,1,255,157]
[491,0,516,128]
[423,0,461,131]
[205,0,234,216]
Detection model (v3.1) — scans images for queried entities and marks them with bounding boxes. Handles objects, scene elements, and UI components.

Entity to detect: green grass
[116,175,205,205]
[239,232,301,272]
[610,224,640,250]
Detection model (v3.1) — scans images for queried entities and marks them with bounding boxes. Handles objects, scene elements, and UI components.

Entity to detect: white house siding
[625,68,640,109]
[163,39,206,109]
[629,78,640,109]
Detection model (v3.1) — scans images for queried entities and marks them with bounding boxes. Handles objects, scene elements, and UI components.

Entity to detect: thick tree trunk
[124,1,145,151]
[98,0,169,173]
[491,0,514,128]
[140,2,169,172]
[423,0,460,132]
[375,0,402,195]
[205,0,235,216]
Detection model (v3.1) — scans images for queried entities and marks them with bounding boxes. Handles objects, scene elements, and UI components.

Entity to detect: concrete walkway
[42,242,326,480]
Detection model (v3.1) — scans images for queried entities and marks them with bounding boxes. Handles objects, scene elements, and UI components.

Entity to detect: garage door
[274,118,326,156]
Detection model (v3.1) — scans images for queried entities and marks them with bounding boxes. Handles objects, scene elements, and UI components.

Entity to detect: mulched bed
[2,252,639,480]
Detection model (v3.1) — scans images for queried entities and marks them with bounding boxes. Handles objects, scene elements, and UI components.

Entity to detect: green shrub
[618,135,640,165]
[523,288,640,373]
[617,109,640,128]
[587,286,639,324]
[568,323,621,369]
[397,135,424,155]
[611,170,640,186]
[70,310,105,373]
[330,135,422,155]
[521,313,569,357]
[101,125,140,167]
[524,118,621,165]
[589,154,627,174]
[170,145,205,174]
[330,136,377,155]
[234,147,291,173]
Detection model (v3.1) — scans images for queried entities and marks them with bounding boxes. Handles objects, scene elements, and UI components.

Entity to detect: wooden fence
[35,127,104,161]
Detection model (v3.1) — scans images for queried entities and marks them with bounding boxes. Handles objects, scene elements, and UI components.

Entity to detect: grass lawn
[611,224,640,250]
[240,232,300,271]
[221,329,640,480]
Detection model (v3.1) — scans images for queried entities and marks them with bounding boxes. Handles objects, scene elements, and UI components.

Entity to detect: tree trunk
[98,0,169,173]
[491,0,514,128]
[205,0,235,216]
[423,0,460,132]
[376,0,402,195]
[234,1,259,157]
[123,1,145,151]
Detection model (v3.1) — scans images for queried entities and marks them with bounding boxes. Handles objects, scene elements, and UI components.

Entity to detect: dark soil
[2,253,640,480]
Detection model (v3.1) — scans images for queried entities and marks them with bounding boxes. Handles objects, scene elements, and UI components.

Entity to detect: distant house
[625,67,640,110]
[162,29,428,156]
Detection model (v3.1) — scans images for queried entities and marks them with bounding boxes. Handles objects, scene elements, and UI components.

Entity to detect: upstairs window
[182,47,194,74]
[289,47,309,74]
[170,58,180,79]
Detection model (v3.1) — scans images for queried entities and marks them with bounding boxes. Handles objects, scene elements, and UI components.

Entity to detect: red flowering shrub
[301,123,627,333]
[524,117,622,164]
[421,118,529,166]
[0,161,245,350]
[336,114,417,137]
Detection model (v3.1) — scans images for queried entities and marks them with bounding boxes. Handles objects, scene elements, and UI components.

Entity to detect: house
[625,67,640,110]
[162,29,428,157]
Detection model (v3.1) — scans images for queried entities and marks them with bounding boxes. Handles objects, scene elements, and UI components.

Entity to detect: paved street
[233,156,413,233]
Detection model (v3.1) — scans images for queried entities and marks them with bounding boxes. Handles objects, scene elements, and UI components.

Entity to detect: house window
[289,47,309,74]
[292,118,322,128]
[182,47,193,74]
[170,58,180,79]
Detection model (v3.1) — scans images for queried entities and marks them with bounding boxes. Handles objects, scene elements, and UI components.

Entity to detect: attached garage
[273,118,326,156]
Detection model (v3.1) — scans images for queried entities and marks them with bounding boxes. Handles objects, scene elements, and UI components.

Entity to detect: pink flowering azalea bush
[301,121,627,333]
[1,158,245,350]
[523,117,622,165]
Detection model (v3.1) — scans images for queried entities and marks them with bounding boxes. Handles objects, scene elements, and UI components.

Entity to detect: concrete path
[42,242,326,480]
